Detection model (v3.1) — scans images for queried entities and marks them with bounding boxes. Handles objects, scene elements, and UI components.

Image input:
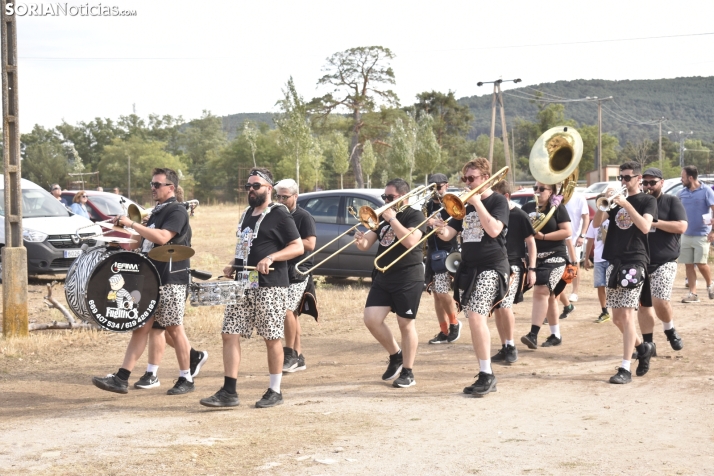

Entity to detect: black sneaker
[167,377,195,395]
[294,353,306,372]
[491,345,507,363]
[541,334,562,347]
[200,387,240,408]
[92,374,129,394]
[428,332,449,344]
[504,344,518,364]
[521,332,538,350]
[471,372,498,397]
[190,351,209,378]
[609,367,632,384]
[255,388,283,408]
[283,347,299,373]
[559,304,575,320]
[393,368,416,388]
[636,342,655,377]
[382,351,403,381]
[651,341,658,357]
[447,321,462,342]
[665,328,684,351]
[134,371,160,389]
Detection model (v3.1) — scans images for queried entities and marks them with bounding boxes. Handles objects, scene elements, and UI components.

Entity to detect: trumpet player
[354,178,426,388]
[434,158,510,397]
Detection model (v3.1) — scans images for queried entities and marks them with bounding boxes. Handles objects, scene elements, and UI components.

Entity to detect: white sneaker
[569,293,579,302]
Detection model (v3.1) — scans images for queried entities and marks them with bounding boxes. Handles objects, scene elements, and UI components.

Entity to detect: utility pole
[478,78,521,182]
[590,96,613,182]
[668,130,693,168]
[2,1,28,337]
[656,117,665,169]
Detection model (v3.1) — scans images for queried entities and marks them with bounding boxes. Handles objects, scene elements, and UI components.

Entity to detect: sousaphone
[528,126,583,232]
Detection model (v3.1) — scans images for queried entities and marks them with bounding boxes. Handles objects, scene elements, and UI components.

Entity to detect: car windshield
[0,188,71,218]
[88,194,142,216]
[586,183,609,194]
[510,194,534,208]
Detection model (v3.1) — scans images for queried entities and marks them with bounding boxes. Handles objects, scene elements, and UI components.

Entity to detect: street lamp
[668,130,693,167]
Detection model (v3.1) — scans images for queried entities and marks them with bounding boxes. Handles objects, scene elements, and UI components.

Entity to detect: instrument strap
[236,203,289,282]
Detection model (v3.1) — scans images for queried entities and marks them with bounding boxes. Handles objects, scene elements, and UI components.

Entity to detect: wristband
[579,234,585,239]
[266,255,274,263]
[528,267,537,271]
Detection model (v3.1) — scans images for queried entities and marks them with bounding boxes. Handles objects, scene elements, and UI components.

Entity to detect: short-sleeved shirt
[679,184,714,236]
[287,205,317,283]
[449,192,509,268]
[565,192,589,243]
[505,205,535,263]
[601,192,658,265]
[235,204,301,287]
[141,198,190,285]
[522,202,571,258]
[425,198,458,251]
[649,193,687,264]
[585,219,609,263]
[373,206,426,281]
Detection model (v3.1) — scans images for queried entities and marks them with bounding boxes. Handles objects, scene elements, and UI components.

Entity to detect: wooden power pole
[2,1,28,337]
[479,78,521,182]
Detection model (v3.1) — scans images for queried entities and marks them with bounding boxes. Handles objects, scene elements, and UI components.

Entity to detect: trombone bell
[441,166,509,220]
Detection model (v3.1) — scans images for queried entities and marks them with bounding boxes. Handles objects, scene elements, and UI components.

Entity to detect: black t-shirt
[373,206,426,281]
[648,193,686,264]
[425,199,458,251]
[506,205,536,263]
[235,204,301,287]
[287,205,317,282]
[522,202,570,257]
[141,199,190,285]
[449,192,509,268]
[602,192,658,264]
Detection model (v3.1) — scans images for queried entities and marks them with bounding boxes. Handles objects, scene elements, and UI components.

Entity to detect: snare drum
[65,246,161,332]
[189,280,245,306]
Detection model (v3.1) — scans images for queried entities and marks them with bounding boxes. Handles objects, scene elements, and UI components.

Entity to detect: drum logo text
[111,262,140,273]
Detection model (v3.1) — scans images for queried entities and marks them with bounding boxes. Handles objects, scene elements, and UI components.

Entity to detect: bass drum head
[65,246,112,323]
[86,250,161,332]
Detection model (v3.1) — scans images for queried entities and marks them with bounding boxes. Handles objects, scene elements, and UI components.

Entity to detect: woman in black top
[520,181,572,350]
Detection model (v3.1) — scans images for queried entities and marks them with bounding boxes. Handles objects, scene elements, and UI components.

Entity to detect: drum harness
[235,202,289,285]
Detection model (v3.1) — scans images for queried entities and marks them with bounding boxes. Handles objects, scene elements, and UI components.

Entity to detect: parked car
[663,177,714,197]
[510,189,535,208]
[0,177,102,276]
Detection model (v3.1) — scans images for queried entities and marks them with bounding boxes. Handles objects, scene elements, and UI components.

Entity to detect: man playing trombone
[354,178,426,388]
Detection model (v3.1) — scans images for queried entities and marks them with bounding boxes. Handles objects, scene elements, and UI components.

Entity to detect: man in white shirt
[558,191,589,318]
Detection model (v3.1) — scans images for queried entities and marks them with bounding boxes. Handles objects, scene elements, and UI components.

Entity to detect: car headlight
[23,228,48,242]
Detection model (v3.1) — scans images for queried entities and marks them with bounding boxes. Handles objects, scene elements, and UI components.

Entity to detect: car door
[298,194,342,276]
[337,194,382,277]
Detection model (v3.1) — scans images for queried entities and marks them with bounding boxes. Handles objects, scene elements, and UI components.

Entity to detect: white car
[0,176,102,276]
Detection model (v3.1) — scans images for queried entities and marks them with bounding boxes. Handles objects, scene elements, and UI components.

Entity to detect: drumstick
[232,265,275,271]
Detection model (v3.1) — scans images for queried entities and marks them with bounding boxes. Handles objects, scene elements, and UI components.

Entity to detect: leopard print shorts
[222,287,289,340]
[650,262,677,301]
[432,272,451,295]
[460,270,499,317]
[605,264,644,309]
[286,279,309,312]
[154,284,187,327]
[500,265,522,309]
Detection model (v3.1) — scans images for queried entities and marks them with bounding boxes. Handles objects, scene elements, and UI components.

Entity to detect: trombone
[295,184,436,276]
[374,167,508,273]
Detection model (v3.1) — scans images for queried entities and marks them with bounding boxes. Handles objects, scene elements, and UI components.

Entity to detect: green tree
[388,115,417,185]
[361,140,377,188]
[323,132,350,189]
[275,77,313,190]
[473,134,505,170]
[180,110,227,199]
[243,121,259,167]
[21,125,69,188]
[413,113,442,183]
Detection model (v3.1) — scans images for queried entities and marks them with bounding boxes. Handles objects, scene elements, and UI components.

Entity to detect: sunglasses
[642,180,660,187]
[275,194,293,201]
[533,186,551,193]
[150,181,173,189]
[244,182,266,191]
[381,194,398,202]
[81,195,88,198]
[461,175,482,183]
[52,188,60,191]
[618,174,640,182]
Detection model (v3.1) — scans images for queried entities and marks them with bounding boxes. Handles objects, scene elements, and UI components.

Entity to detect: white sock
[479,359,492,374]
[662,320,674,331]
[269,373,282,393]
[179,369,193,382]
[621,360,631,372]
[147,364,159,376]
[550,325,561,338]
[505,339,514,347]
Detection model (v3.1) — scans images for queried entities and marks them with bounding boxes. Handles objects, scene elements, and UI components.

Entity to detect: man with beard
[92,168,197,396]
[423,173,461,345]
[200,168,303,408]
[354,178,425,388]
[636,168,687,374]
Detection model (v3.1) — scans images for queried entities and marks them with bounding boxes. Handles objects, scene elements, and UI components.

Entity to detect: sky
[14,0,714,133]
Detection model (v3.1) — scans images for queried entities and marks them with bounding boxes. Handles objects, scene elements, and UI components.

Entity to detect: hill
[221,112,275,139]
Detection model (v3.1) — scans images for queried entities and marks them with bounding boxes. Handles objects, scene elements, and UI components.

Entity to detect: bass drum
[65,246,161,332]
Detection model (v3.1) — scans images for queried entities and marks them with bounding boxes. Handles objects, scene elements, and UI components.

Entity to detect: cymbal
[148,244,195,262]
[95,236,137,244]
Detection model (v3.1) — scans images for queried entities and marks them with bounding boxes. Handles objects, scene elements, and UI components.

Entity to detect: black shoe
[255,388,283,408]
[541,334,562,347]
[636,342,655,377]
[491,345,507,363]
[294,353,306,372]
[393,368,416,388]
[609,367,632,384]
[559,304,575,320]
[471,372,498,397]
[282,347,299,373]
[665,328,684,351]
[521,332,538,350]
[382,351,403,381]
[167,377,195,395]
[428,332,449,344]
[190,351,209,378]
[447,321,462,342]
[134,371,160,389]
[504,344,518,364]
[200,387,240,408]
[92,374,129,394]
[651,341,658,357]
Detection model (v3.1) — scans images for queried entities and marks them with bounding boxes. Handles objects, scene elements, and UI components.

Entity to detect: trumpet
[127,199,199,223]
[596,187,627,211]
